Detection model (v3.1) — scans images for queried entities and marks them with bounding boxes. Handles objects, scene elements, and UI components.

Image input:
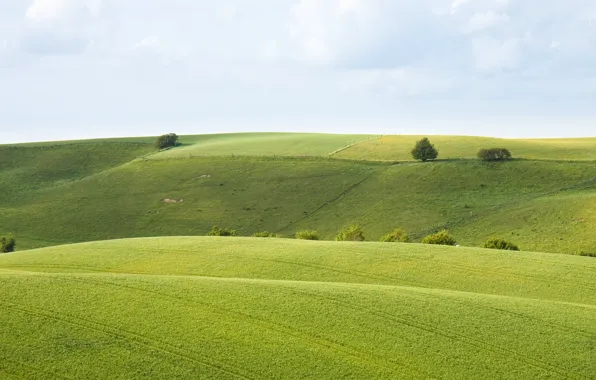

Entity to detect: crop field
[1,237,595,379]
[333,135,596,161]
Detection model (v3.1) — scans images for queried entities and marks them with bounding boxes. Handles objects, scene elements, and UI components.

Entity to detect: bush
[335,225,365,242]
[155,133,179,150]
[421,230,457,246]
[483,238,519,251]
[380,228,410,243]
[577,251,596,258]
[477,148,512,162]
[207,225,238,237]
[252,231,282,238]
[411,137,439,162]
[295,230,320,240]
[0,234,15,253]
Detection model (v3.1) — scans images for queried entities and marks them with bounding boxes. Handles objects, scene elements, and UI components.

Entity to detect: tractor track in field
[0,300,255,380]
[0,357,75,380]
[63,275,434,379]
[274,166,389,234]
[279,286,587,380]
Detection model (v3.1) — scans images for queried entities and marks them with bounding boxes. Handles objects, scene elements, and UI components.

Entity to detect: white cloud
[464,11,509,33]
[25,0,101,22]
[20,0,102,55]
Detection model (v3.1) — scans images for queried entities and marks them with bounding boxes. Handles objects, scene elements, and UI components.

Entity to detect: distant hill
[1,133,596,254]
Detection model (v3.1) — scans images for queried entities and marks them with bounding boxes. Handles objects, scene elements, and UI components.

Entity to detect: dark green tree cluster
[483,238,519,251]
[411,138,439,162]
[335,225,365,241]
[1,234,15,253]
[477,148,512,162]
[208,225,238,236]
[155,133,179,150]
[411,138,513,162]
[421,230,457,246]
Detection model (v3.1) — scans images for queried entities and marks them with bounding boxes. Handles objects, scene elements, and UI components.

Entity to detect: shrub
[252,231,282,238]
[295,230,320,240]
[0,234,15,253]
[335,225,365,242]
[421,230,457,246]
[477,148,512,162]
[411,137,439,162]
[155,133,179,150]
[483,238,519,251]
[380,228,410,243]
[207,225,238,237]
[578,251,596,258]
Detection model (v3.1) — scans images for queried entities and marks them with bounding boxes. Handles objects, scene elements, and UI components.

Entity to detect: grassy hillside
[2,133,596,253]
[1,237,595,379]
[151,132,376,159]
[4,155,596,253]
[334,135,596,161]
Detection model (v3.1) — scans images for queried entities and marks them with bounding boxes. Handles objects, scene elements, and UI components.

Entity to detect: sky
[1,0,596,143]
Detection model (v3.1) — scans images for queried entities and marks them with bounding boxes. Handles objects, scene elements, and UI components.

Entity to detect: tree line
[412,137,513,162]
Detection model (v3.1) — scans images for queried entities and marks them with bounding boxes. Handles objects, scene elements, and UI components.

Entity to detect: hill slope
[334,135,596,161]
[2,133,596,253]
[1,237,595,379]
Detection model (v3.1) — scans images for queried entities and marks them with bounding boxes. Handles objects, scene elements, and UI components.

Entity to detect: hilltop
[1,237,595,379]
[1,132,596,253]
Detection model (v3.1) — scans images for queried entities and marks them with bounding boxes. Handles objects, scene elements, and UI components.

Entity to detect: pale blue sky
[1,0,596,143]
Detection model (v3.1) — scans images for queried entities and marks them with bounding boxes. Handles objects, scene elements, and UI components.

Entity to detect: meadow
[2,144,596,253]
[334,135,596,161]
[1,237,595,379]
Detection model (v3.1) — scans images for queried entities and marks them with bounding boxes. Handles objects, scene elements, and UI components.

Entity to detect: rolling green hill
[151,133,376,159]
[2,133,596,253]
[333,135,596,161]
[1,237,595,379]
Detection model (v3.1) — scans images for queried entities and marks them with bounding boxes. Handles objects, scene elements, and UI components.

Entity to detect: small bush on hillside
[421,230,457,246]
[483,238,519,251]
[411,137,439,162]
[380,228,410,243]
[207,225,238,237]
[335,225,365,242]
[295,230,320,240]
[477,148,512,162]
[0,234,15,253]
[155,133,179,150]
[578,251,596,258]
[253,231,282,238]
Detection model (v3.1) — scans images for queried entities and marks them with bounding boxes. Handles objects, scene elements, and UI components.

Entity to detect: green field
[334,135,596,161]
[151,133,376,159]
[1,237,595,379]
[2,133,596,253]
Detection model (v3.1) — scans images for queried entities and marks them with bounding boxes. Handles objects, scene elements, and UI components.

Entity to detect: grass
[151,132,376,159]
[3,141,596,253]
[334,135,596,161]
[1,237,595,379]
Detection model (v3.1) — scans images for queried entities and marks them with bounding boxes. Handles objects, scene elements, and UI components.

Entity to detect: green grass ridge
[1,237,595,379]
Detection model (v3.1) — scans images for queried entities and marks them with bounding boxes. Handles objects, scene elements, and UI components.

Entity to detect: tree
[335,225,365,242]
[483,238,519,251]
[477,148,512,162]
[421,230,457,246]
[1,234,15,253]
[295,230,320,240]
[207,226,238,236]
[380,228,410,243]
[411,138,439,162]
[155,133,179,150]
